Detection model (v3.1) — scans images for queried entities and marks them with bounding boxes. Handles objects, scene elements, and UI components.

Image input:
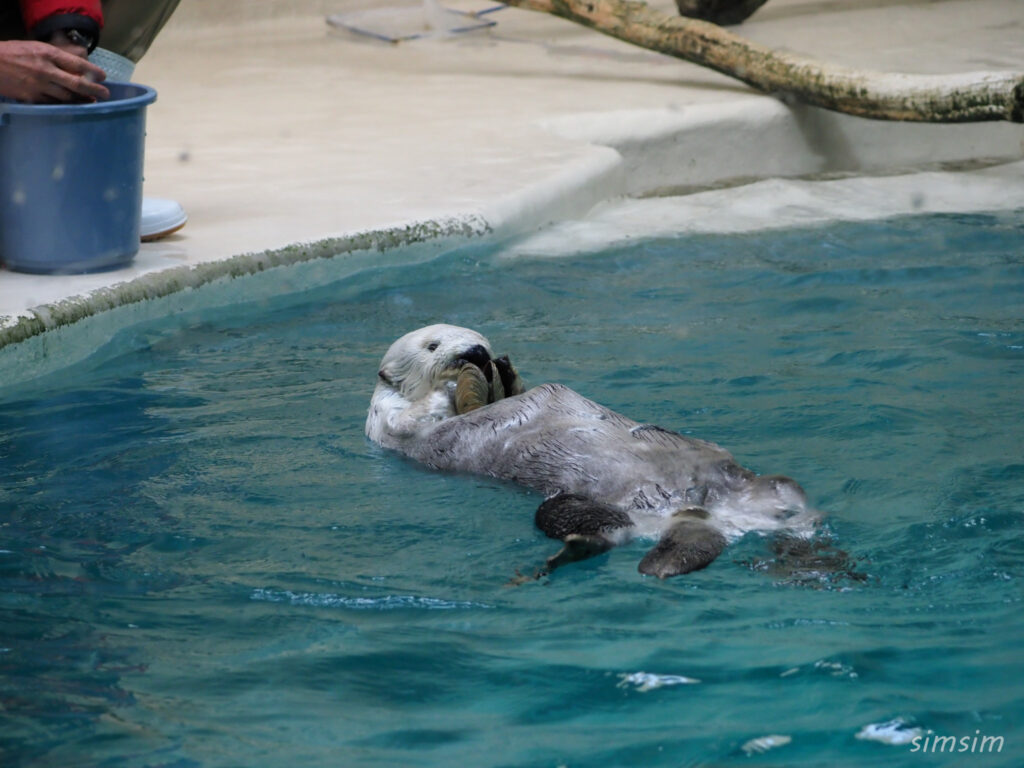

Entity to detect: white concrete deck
[1,0,1022,382]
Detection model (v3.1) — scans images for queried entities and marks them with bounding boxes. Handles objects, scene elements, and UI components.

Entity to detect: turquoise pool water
[1,211,1022,767]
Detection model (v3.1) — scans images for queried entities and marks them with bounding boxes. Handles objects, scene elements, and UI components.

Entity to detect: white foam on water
[251,588,491,611]
[855,718,924,746]
[616,671,701,692]
[741,734,792,755]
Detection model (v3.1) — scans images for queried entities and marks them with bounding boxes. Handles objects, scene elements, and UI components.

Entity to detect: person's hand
[0,40,109,103]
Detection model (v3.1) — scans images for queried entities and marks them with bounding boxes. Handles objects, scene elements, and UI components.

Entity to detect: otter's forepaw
[493,355,526,397]
[455,362,490,414]
[484,360,504,402]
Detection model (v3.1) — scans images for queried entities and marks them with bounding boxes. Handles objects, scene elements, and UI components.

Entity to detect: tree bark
[675,0,769,26]
[501,0,1024,123]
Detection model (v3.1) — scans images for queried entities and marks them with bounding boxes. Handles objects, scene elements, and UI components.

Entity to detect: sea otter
[365,324,824,579]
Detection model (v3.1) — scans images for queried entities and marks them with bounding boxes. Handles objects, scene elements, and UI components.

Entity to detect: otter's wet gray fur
[366,324,820,579]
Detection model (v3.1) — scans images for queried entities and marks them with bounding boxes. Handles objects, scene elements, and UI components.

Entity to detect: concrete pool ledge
[540,99,1024,197]
[1,0,1023,386]
[504,159,1024,258]
[0,217,496,387]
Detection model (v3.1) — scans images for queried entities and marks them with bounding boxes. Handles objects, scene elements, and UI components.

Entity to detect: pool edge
[0,215,492,387]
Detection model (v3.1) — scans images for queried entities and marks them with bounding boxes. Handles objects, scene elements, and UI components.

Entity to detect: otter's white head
[365,324,494,447]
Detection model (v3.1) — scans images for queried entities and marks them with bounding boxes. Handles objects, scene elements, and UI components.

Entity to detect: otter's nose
[459,344,491,369]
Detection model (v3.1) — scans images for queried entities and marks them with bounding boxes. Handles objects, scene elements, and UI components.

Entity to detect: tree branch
[501,0,1024,123]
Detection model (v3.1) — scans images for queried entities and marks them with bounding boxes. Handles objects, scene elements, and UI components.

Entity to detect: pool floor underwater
[1,210,1022,767]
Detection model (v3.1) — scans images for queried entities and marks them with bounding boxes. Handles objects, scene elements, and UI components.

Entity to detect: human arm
[0,1,108,102]
[0,38,107,102]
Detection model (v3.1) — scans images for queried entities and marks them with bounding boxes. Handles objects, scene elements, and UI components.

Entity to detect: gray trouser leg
[99,0,182,62]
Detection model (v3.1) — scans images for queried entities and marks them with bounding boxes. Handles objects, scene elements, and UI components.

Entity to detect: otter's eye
[426,341,440,352]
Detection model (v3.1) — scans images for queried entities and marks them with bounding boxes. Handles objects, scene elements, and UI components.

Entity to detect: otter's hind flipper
[535,493,633,573]
[536,493,633,539]
[638,511,727,578]
[765,534,868,587]
[545,534,615,571]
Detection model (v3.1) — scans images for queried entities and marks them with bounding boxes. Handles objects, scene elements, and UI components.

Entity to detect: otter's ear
[378,368,395,386]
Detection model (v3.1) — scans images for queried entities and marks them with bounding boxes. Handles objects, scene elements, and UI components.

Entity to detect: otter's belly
[485,418,741,516]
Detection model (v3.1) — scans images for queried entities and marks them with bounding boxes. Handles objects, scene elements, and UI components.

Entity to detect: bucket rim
[0,81,156,116]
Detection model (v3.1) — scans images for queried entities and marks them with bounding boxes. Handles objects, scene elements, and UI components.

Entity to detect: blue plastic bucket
[0,82,157,274]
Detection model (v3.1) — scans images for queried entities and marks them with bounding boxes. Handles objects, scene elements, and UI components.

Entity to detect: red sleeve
[19,1,103,32]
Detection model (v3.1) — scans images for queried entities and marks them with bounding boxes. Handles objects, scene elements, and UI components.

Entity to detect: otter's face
[376,324,493,402]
